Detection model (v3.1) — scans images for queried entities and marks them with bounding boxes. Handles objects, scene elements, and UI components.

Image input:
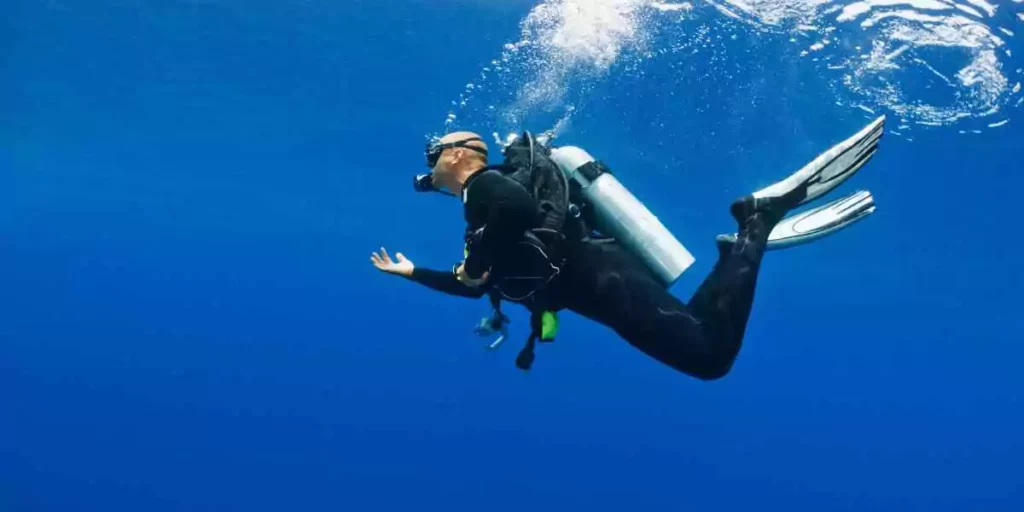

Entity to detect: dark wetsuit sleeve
[463,172,538,278]
[404,267,487,299]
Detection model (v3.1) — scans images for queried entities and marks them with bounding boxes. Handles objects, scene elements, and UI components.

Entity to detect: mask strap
[431,137,488,156]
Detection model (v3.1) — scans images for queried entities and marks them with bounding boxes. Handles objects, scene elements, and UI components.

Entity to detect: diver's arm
[463,172,538,278]
[371,247,485,299]
[404,267,487,299]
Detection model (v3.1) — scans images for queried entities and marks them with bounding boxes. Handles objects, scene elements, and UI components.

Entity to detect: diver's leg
[562,201,782,380]
[560,242,728,380]
[678,210,776,377]
[683,187,811,352]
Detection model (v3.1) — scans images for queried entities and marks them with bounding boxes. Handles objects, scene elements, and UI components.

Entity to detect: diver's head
[424,131,489,195]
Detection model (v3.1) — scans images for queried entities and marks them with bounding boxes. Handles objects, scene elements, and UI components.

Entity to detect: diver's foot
[715,234,736,259]
[729,185,807,230]
[716,217,770,265]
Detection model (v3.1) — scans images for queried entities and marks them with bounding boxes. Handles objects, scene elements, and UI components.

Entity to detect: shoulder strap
[530,134,571,236]
[502,132,572,235]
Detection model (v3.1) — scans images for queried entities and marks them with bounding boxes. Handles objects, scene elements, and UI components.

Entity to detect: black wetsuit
[405,168,773,380]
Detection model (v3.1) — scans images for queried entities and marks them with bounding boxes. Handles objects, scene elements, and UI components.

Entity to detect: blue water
[4,1,1023,511]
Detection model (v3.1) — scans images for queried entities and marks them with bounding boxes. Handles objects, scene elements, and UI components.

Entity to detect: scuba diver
[371,117,885,379]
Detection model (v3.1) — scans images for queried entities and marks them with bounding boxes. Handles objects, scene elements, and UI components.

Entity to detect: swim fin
[718,115,885,251]
[752,115,885,207]
[717,190,876,251]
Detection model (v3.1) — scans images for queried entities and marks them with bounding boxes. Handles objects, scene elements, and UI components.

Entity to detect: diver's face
[424,136,487,195]
[430,147,463,193]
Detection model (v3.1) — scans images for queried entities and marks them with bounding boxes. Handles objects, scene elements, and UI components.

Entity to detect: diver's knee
[689,368,729,381]
[686,356,735,381]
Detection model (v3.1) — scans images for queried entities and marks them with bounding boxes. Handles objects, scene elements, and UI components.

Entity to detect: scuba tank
[549,146,695,288]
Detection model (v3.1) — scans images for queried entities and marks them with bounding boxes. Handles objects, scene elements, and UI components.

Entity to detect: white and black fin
[717,190,876,251]
[766,190,876,249]
[753,115,885,207]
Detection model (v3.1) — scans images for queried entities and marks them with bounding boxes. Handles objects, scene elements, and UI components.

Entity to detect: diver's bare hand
[370,247,414,277]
